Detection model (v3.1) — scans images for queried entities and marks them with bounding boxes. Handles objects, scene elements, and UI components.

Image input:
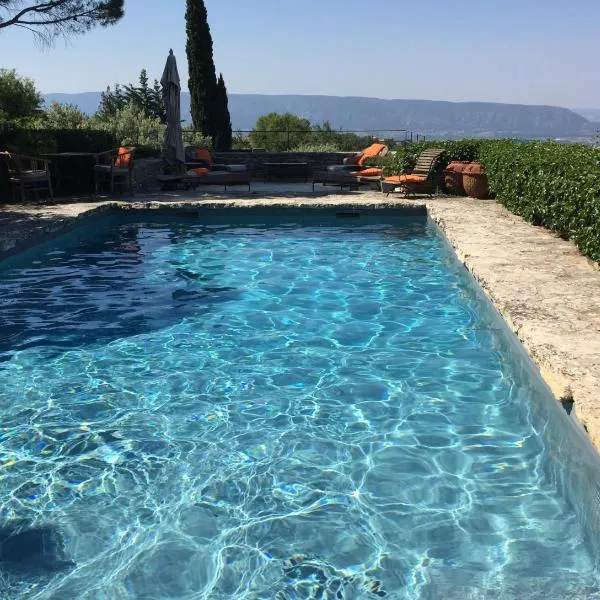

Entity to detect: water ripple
[0,216,599,599]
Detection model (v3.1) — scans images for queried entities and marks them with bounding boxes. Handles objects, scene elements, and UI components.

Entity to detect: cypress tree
[185,0,217,137]
[213,73,232,151]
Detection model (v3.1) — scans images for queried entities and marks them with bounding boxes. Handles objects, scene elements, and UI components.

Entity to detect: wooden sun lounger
[312,170,381,191]
[380,148,446,197]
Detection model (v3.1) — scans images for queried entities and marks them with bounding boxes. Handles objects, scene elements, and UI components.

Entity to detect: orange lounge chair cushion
[352,167,382,177]
[194,148,214,165]
[187,167,210,176]
[357,143,388,166]
[114,146,132,167]
[384,174,426,184]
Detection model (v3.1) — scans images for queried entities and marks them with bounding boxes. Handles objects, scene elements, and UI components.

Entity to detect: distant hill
[43,92,595,140]
[572,108,600,123]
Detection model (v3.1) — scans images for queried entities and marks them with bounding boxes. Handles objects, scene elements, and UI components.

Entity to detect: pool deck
[2,191,600,452]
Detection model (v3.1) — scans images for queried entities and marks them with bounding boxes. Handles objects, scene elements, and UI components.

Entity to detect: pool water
[1,210,599,599]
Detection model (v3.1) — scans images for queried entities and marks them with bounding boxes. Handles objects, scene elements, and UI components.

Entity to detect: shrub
[37,102,89,130]
[385,138,600,262]
[479,140,600,261]
[91,103,164,150]
[3,129,58,155]
[231,131,252,150]
[182,128,213,150]
[292,142,342,153]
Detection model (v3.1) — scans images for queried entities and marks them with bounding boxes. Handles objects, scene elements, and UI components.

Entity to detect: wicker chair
[380,148,446,197]
[93,147,135,196]
[0,151,53,202]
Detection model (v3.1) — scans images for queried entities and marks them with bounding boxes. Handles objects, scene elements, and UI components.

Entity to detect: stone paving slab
[2,192,600,452]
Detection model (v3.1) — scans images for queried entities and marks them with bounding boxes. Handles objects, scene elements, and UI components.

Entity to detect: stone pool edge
[2,194,600,455]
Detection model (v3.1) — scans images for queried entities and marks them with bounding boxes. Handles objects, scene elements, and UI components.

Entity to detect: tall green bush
[213,73,232,151]
[186,0,217,137]
[91,103,165,150]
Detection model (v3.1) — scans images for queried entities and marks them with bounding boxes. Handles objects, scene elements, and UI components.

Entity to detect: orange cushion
[384,174,426,184]
[357,143,387,165]
[353,167,382,177]
[194,148,213,165]
[114,146,132,167]
[187,167,209,176]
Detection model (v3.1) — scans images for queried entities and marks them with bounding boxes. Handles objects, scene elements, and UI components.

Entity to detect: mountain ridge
[43,92,595,140]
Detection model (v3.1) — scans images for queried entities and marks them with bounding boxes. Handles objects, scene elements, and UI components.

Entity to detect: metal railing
[182,128,426,152]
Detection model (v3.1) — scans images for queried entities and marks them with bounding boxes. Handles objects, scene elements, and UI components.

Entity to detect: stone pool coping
[2,192,600,453]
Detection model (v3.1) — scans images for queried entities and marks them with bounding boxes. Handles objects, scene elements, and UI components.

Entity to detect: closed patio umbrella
[161,49,185,170]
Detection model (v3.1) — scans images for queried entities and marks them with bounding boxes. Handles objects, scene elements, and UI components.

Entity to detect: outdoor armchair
[0,151,53,203]
[93,147,135,196]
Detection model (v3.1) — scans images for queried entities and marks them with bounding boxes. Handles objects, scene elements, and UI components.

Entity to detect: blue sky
[1,0,599,108]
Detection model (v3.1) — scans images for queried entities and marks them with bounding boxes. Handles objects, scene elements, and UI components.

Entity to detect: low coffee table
[264,162,311,182]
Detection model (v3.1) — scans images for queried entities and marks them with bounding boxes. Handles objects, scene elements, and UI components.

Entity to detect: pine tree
[152,79,167,124]
[185,0,218,137]
[213,73,232,151]
[98,70,166,123]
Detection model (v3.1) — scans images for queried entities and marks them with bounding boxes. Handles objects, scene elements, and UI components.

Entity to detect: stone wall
[134,152,358,190]
[212,151,355,177]
[133,158,164,192]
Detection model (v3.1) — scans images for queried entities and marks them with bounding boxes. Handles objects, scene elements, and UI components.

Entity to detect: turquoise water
[1,210,600,599]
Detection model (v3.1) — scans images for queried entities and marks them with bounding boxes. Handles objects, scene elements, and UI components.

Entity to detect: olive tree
[249,113,312,152]
[0,68,43,122]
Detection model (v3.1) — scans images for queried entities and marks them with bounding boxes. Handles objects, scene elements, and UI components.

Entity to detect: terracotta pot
[462,162,489,199]
[446,161,471,172]
[443,161,470,195]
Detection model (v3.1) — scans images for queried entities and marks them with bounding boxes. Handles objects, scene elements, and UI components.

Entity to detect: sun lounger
[157,169,251,191]
[380,148,446,197]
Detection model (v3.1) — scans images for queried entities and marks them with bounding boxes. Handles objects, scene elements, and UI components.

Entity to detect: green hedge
[380,139,600,262]
[1,128,117,155]
[479,140,600,261]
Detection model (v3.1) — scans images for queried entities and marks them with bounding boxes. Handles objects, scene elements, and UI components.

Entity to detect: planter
[462,162,489,199]
[443,161,470,195]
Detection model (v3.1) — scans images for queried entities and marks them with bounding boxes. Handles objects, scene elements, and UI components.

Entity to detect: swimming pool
[1,208,599,599]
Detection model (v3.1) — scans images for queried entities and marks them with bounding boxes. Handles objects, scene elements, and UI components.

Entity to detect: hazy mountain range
[43,92,597,140]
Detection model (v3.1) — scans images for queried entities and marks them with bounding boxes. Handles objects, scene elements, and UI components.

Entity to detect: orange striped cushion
[384,174,425,184]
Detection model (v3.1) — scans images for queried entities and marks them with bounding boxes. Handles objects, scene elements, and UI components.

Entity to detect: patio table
[264,161,311,182]
[42,152,97,194]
